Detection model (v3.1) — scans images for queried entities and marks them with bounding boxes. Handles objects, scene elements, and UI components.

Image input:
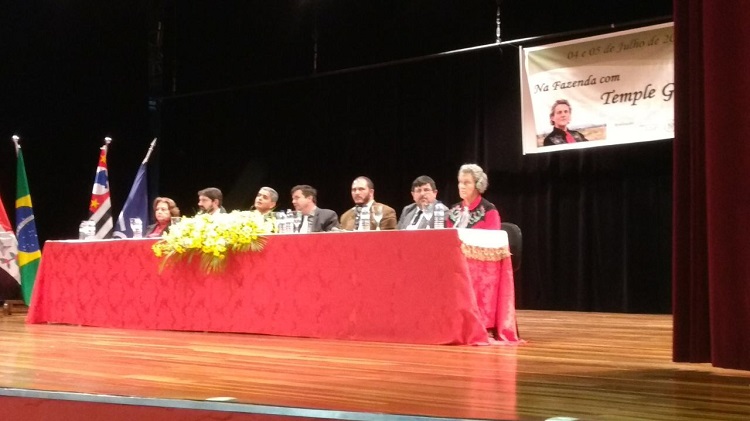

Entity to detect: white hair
[259,187,278,203]
[458,164,488,194]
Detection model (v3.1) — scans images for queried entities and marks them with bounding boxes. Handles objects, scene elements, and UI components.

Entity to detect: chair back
[501,222,522,272]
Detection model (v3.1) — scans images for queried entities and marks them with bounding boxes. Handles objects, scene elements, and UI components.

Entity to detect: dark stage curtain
[672,0,750,370]
[160,48,673,315]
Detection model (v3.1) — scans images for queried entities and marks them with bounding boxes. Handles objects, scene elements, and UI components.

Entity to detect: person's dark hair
[354,176,374,189]
[291,185,318,204]
[197,187,223,205]
[153,197,181,217]
[411,175,436,191]
[549,99,572,126]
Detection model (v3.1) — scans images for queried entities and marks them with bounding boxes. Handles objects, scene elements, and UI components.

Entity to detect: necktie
[565,131,576,143]
[411,209,423,226]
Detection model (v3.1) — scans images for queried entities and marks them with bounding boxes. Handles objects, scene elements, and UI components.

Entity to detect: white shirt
[300,207,316,233]
[356,201,374,231]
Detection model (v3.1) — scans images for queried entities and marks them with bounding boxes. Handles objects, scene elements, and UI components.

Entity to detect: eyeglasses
[413,187,434,194]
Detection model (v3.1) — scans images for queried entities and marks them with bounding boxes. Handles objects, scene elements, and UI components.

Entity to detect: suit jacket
[397,201,443,230]
[339,202,397,231]
[308,207,339,232]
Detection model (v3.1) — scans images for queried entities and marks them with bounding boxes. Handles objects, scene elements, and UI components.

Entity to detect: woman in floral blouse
[446,164,500,230]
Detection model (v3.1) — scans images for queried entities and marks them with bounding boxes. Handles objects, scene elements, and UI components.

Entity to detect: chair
[501,222,523,338]
[501,222,522,272]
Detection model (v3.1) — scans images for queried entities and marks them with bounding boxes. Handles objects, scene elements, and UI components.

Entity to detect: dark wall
[1,1,150,240]
[1,0,673,313]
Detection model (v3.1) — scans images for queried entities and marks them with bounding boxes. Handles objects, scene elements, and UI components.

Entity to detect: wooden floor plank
[1,310,749,420]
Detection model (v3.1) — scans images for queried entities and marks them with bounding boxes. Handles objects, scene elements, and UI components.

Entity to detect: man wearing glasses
[397,175,443,230]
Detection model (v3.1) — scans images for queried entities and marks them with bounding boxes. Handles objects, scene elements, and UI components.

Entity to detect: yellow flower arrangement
[152,210,270,273]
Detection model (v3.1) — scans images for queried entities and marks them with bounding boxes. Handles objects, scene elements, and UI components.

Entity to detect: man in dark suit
[397,175,442,230]
[339,176,397,231]
[290,185,339,232]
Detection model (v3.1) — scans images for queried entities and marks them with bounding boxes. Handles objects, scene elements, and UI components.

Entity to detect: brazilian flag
[16,146,41,305]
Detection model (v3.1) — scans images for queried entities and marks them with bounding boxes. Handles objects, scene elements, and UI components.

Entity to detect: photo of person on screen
[543,99,589,146]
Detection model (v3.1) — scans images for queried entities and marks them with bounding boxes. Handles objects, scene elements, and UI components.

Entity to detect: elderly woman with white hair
[447,163,513,343]
[446,163,500,229]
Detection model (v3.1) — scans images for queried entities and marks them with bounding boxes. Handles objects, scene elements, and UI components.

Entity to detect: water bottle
[434,204,445,229]
[79,221,88,240]
[85,221,97,239]
[306,214,314,233]
[360,206,370,230]
[285,209,294,233]
[292,211,302,233]
[130,217,143,238]
[275,212,286,233]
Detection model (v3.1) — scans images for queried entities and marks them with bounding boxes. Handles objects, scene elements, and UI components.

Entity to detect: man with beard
[197,187,226,215]
[339,176,397,231]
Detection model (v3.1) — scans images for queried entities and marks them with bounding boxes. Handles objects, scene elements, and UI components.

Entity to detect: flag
[0,193,21,301]
[89,141,114,239]
[14,142,42,305]
[113,139,157,239]
[113,164,149,238]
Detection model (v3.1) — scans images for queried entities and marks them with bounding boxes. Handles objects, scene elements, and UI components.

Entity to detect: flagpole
[142,138,158,164]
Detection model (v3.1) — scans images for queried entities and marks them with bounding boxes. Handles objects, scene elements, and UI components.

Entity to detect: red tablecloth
[27,229,519,345]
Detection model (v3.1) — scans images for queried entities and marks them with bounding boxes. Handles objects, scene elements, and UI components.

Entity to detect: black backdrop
[1,0,673,313]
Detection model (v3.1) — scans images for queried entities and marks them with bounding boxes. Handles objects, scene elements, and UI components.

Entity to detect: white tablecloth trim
[456,228,509,248]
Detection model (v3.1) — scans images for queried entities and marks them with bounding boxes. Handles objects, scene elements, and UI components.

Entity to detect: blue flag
[113,163,149,239]
[113,139,156,239]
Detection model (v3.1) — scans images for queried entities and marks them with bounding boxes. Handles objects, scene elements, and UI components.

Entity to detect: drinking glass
[275,212,287,233]
[129,217,143,238]
[372,205,383,230]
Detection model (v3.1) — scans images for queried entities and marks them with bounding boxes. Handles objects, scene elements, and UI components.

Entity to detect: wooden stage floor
[1,310,749,421]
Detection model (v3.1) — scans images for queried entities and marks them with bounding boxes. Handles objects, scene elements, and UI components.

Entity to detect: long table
[27,229,519,345]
